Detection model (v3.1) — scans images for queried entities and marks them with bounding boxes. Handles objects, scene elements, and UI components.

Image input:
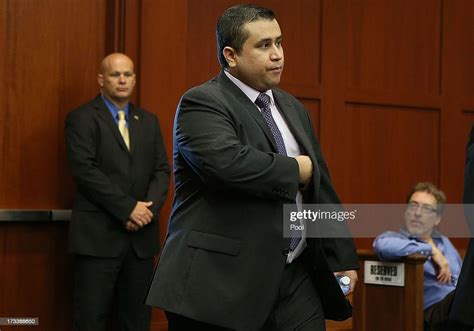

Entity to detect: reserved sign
[364,260,405,286]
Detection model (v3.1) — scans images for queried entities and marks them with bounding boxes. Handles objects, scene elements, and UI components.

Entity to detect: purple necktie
[255,93,287,155]
[255,93,301,251]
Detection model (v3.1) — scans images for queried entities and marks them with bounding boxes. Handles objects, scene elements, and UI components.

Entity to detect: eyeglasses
[406,201,438,215]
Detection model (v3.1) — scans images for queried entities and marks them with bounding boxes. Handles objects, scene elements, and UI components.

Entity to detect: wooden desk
[353,249,427,331]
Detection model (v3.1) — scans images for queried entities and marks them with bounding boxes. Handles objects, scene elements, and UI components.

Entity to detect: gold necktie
[117,110,130,150]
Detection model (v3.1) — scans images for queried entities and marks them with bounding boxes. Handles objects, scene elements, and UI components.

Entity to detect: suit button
[282,248,290,256]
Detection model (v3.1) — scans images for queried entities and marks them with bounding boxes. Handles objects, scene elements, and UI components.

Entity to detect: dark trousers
[424,290,472,331]
[72,246,153,331]
[166,252,325,331]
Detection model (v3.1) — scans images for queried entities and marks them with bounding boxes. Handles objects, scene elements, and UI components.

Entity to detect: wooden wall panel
[0,1,5,206]
[443,0,474,105]
[139,0,188,246]
[139,1,188,328]
[0,223,72,331]
[323,0,443,203]
[0,0,106,208]
[0,1,107,330]
[439,0,474,202]
[185,0,225,87]
[336,104,440,203]
[269,0,321,98]
[319,0,473,259]
[346,0,441,97]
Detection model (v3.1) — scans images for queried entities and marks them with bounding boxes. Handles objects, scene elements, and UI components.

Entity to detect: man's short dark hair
[216,4,276,68]
[406,182,447,214]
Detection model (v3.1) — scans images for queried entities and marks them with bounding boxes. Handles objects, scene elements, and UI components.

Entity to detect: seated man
[373,182,469,331]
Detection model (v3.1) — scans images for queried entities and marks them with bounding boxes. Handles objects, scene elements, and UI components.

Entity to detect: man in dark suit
[65,53,170,331]
[450,127,474,328]
[145,4,359,331]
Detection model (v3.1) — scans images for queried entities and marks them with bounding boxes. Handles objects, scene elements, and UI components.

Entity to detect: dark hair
[406,182,446,214]
[216,4,275,67]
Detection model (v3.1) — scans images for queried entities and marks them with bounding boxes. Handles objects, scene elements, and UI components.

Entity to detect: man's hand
[294,155,313,186]
[334,270,358,296]
[428,239,452,283]
[129,201,154,228]
[125,220,140,232]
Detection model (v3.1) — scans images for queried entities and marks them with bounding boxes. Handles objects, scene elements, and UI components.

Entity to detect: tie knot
[255,93,271,110]
[117,110,126,121]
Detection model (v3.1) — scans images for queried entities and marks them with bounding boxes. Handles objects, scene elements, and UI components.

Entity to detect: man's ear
[223,46,237,68]
[97,74,104,87]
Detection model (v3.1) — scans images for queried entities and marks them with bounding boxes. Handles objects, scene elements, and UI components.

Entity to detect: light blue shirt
[101,95,129,126]
[373,228,462,309]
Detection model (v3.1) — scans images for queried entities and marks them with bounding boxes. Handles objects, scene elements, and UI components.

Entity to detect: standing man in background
[146,4,358,331]
[65,53,170,331]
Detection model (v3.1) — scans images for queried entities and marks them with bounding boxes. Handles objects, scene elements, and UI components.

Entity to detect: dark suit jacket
[450,126,474,326]
[65,95,170,258]
[145,72,358,330]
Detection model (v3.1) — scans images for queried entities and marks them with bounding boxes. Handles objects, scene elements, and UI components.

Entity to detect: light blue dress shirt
[373,228,462,309]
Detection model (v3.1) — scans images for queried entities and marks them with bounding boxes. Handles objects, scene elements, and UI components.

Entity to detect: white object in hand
[337,275,351,295]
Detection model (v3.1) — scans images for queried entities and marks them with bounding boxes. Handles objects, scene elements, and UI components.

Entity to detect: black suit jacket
[450,126,474,326]
[145,72,358,330]
[65,95,170,258]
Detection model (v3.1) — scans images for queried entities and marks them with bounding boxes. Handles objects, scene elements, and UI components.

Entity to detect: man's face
[404,191,441,239]
[227,19,284,92]
[97,55,136,103]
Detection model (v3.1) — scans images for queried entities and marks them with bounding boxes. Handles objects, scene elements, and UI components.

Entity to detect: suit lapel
[94,96,130,153]
[128,105,141,156]
[218,73,322,191]
[272,90,321,189]
[218,72,279,152]
[272,91,314,158]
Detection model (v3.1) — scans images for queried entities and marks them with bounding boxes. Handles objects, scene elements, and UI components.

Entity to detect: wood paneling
[139,0,189,327]
[139,0,188,245]
[0,0,107,330]
[443,0,474,105]
[0,0,5,205]
[335,104,440,203]
[1,1,473,330]
[0,223,72,331]
[269,0,322,98]
[0,0,106,208]
[346,0,441,96]
[321,0,472,210]
[439,0,474,202]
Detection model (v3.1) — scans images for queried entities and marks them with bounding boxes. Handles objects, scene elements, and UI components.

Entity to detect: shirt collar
[223,70,275,107]
[101,94,130,120]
